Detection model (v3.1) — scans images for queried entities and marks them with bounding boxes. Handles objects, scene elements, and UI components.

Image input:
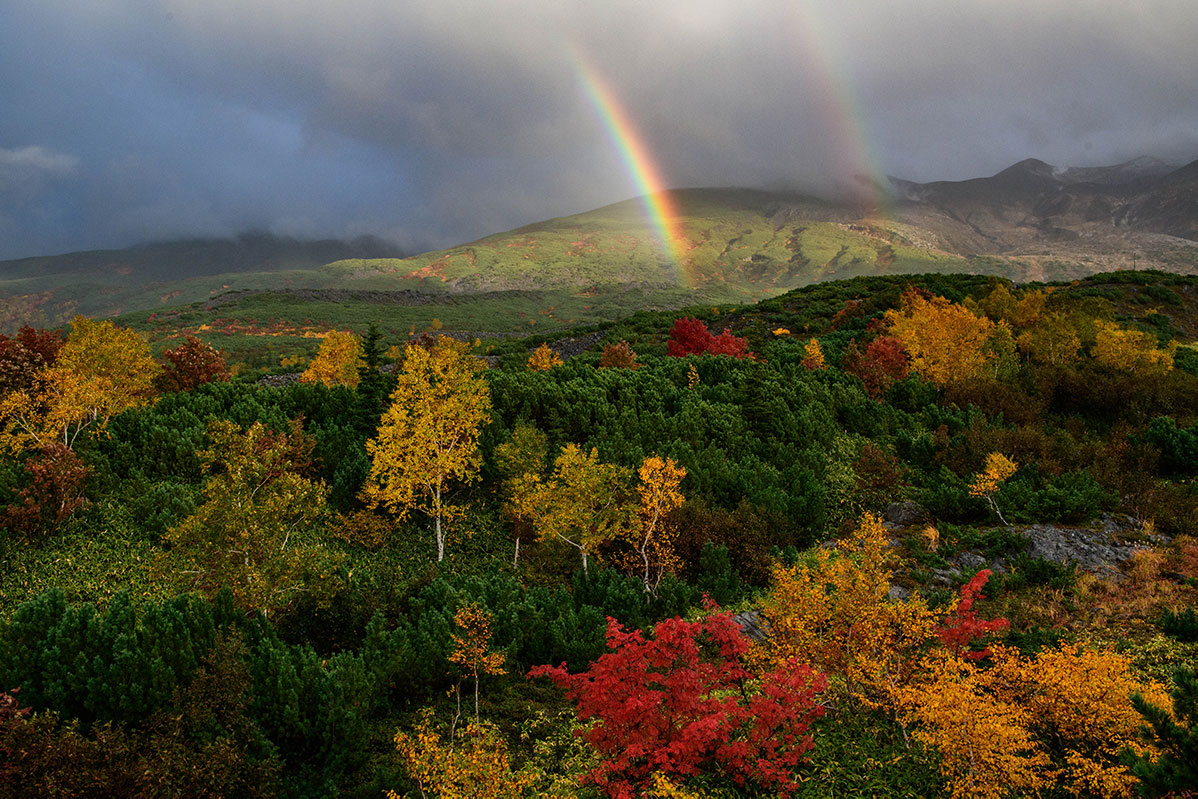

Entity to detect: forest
[0,270,1196,798]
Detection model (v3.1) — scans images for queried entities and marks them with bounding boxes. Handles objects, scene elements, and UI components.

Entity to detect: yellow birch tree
[633,455,686,594]
[0,316,159,454]
[300,330,365,388]
[531,444,635,575]
[884,290,996,386]
[361,336,490,562]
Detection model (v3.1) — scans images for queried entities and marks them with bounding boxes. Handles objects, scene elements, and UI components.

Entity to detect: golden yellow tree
[633,455,686,594]
[300,330,365,387]
[1017,314,1083,365]
[361,335,491,561]
[800,337,827,370]
[884,289,996,386]
[531,444,635,575]
[527,343,563,372]
[0,316,159,453]
[758,512,940,708]
[969,452,1017,526]
[449,602,507,722]
[899,651,1051,799]
[1092,321,1175,375]
[391,709,538,799]
[900,644,1171,799]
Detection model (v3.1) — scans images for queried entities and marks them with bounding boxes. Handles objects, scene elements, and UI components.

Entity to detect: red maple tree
[666,318,753,360]
[156,335,230,393]
[936,569,1009,661]
[529,607,825,797]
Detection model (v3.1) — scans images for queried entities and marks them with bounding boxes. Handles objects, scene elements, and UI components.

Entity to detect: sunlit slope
[327,189,968,298]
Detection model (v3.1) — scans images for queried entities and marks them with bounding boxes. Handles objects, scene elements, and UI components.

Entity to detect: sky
[2,0,1197,260]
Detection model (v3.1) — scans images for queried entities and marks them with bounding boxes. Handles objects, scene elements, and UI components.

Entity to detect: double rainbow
[568,13,888,287]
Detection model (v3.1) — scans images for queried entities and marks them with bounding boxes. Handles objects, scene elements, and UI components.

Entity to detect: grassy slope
[328,189,967,298]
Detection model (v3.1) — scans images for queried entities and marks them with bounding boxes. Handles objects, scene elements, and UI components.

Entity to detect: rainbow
[782,4,889,214]
[569,52,691,276]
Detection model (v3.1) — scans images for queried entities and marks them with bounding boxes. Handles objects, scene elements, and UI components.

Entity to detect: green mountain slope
[327,189,968,299]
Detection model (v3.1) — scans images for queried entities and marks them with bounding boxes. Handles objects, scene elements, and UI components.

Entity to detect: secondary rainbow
[571,54,690,274]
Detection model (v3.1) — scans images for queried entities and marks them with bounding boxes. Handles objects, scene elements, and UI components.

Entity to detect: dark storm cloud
[1,0,1196,259]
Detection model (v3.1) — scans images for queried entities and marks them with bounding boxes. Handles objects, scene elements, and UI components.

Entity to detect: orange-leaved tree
[301,330,365,387]
[900,643,1172,798]
[527,343,563,372]
[598,340,639,370]
[449,602,507,722]
[632,455,686,594]
[531,444,635,575]
[0,316,159,454]
[884,289,1001,386]
[361,335,491,561]
[757,512,943,708]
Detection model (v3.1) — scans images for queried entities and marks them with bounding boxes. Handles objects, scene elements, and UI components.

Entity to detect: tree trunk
[581,548,588,576]
[435,481,444,561]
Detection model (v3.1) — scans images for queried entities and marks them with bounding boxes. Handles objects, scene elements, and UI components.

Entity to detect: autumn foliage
[527,343,564,371]
[935,569,1009,660]
[391,709,538,799]
[666,317,753,359]
[1,443,89,537]
[598,340,639,369]
[0,317,159,454]
[800,337,826,370]
[884,289,1001,386]
[162,419,334,612]
[529,609,826,798]
[0,326,63,396]
[530,444,635,575]
[362,335,491,561]
[156,335,230,393]
[900,644,1171,798]
[449,602,507,721]
[631,455,686,594]
[759,512,945,707]
[301,330,365,387]
[1092,321,1175,375]
[841,335,909,397]
[969,452,1018,526]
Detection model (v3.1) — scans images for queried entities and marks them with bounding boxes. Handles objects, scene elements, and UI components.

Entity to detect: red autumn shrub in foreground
[528,609,826,798]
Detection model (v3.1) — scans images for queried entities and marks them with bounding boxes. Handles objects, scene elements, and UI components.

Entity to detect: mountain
[0,233,406,330]
[3,157,1197,334]
[886,157,1198,276]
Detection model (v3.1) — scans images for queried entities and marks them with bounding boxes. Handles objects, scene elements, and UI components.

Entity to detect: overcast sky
[2,0,1196,260]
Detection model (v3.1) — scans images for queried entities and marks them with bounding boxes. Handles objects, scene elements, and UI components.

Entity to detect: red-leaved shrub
[529,608,825,797]
[666,318,753,360]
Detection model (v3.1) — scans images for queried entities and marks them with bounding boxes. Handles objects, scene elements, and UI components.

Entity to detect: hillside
[4,158,1198,340]
[1,270,1196,796]
[0,233,405,330]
